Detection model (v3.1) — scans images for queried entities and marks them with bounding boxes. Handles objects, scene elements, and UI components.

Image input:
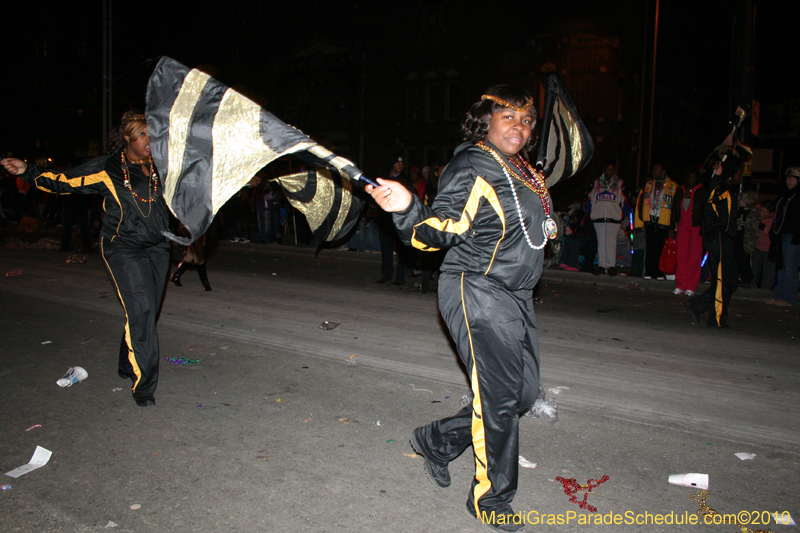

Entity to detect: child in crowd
[750,199,776,289]
[557,209,597,272]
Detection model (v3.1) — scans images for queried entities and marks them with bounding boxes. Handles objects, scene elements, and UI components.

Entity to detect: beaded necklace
[599,174,616,191]
[649,179,664,219]
[121,150,159,218]
[476,141,558,250]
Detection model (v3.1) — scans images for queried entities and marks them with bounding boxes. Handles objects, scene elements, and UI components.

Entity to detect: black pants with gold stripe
[688,232,737,327]
[101,238,170,401]
[416,272,539,515]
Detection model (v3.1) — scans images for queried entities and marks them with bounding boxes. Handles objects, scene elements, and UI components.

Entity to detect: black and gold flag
[145,56,365,245]
[274,167,364,243]
[535,74,594,188]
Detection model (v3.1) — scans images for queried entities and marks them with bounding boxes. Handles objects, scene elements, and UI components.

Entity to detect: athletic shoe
[466,502,526,533]
[239,238,250,243]
[134,395,156,407]
[657,276,666,280]
[607,267,618,276]
[643,275,653,280]
[592,267,604,276]
[673,288,684,295]
[685,290,695,297]
[409,428,450,488]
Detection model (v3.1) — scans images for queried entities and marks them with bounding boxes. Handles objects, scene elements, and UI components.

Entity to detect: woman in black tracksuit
[368,85,551,533]
[2,111,170,407]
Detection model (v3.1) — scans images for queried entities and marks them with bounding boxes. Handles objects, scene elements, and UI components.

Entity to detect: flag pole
[535,74,557,171]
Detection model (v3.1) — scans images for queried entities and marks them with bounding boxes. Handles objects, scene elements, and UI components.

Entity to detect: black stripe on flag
[259,110,314,155]
[146,57,186,191]
[169,79,226,237]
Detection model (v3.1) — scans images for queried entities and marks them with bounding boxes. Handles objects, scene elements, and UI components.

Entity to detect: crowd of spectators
[4,152,797,308]
[552,158,799,309]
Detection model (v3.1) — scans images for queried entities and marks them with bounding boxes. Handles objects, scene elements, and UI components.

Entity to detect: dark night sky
[2,0,796,164]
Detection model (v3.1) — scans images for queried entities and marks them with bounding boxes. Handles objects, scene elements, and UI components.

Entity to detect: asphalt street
[1,241,798,533]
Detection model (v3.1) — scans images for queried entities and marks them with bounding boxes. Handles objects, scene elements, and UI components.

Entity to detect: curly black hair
[459,85,537,153]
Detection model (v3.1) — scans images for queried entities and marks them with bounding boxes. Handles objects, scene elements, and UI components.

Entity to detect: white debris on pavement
[772,512,795,526]
[4,446,52,478]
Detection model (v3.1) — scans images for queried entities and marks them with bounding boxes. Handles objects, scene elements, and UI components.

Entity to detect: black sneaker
[607,267,618,276]
[466,502,526,533]
[409,428,450,488]
[134,395,156,407]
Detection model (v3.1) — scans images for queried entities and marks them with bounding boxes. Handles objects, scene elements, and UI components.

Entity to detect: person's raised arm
[3,155,113,197]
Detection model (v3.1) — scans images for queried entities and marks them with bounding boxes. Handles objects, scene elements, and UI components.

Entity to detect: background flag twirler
[146,56,365,245]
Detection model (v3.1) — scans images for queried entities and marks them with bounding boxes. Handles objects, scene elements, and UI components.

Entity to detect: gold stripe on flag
[276,171,336,235]
[545,122,565,188]
[563,107,583,175]
[165,69,211,204]
[327,175,352,241]
[211,89,275,212]
[210,89,319,213]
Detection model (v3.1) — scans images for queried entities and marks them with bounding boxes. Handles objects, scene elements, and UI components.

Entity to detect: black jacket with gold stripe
[22,148,170,248]
[705,175,738,238]
[393,141,546,291]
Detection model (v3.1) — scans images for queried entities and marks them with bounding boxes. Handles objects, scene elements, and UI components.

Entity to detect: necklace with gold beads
[121,150,159,218]
[476,141,558,250]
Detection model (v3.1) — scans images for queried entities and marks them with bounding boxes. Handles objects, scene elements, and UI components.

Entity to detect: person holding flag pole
[2,112,170,407]
[368,80,592,532]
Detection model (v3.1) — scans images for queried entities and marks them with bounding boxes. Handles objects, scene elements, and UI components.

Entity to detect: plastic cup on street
[668,473,708,490]
[56,366,88,387]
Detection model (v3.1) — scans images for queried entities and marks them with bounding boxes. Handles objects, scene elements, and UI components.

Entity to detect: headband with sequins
[122,114,146,124]
[481,94,533,113]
